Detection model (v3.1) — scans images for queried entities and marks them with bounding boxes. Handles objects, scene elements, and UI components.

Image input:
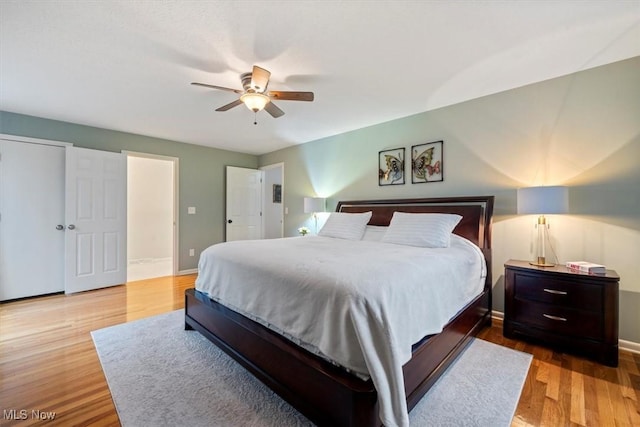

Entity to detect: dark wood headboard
[337,196,494,292]
[336,196,494,250]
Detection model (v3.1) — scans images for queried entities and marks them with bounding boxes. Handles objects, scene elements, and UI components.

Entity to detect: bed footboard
[185,288,380,427]
[185,286,490,427]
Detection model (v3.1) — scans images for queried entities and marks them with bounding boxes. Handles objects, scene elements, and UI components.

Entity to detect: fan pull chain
[254,111,258,125]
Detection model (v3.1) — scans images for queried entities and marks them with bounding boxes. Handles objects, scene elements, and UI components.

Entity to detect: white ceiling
[1,1,639,155]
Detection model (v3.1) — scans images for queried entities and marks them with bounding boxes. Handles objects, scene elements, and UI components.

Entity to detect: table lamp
[517,186,568,267]
[303,197,326,234]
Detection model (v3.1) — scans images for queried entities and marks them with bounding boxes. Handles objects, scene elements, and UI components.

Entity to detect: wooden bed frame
[185,196,494,426]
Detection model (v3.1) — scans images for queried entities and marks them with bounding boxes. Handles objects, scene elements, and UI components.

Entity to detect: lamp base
[530,256,555,267]
[529,261,556,267]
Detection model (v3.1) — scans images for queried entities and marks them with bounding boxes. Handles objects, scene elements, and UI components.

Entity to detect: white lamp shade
[517,186,568,215]
[304,197,325,213]
[240,92,270,112]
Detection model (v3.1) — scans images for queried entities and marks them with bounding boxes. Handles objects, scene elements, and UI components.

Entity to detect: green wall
[0,111,258,271]
[260,57,640,343]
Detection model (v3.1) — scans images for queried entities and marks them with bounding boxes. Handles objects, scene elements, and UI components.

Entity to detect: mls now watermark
[3,409,57,421]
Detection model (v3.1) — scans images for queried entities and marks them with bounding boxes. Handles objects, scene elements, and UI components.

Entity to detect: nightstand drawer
[513,273,602,311]
[512,299,602,340]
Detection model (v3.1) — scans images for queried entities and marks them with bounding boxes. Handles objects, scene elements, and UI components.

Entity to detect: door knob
[67,224,76,230]
[56,224,64,230]
[227,219,233,223]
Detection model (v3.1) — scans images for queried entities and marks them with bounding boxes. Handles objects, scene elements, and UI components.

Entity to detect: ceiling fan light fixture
[240,92,270,112]
[192,65,313,119]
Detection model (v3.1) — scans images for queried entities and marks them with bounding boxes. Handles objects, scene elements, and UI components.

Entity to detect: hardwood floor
[0,275,194,427]
[1,275,638,426]
[477,323,640,426]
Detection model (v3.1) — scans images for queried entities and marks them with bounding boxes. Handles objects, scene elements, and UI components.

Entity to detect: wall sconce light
[303,197,326,234]
[517,185,568,267]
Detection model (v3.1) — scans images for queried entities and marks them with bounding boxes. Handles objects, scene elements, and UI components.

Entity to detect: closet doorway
[126,152,178,282]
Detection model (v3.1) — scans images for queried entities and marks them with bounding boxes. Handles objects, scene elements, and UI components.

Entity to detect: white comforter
[195,235,486,427]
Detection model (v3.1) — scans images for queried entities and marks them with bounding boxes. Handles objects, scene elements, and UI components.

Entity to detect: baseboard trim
[128,257,172,265]
[177,268,198,276]
[619,339,640,355]
[491,310,639,355]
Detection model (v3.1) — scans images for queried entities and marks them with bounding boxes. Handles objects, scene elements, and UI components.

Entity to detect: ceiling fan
[191,65,314,123]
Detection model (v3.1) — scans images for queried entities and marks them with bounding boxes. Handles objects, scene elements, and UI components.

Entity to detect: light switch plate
[188,207,196,214]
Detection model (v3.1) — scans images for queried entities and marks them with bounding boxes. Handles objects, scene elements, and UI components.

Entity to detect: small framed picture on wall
[411,140,443,183]
[378,147,405,186]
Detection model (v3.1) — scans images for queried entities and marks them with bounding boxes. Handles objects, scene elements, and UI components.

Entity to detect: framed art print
[411,140,443,183]
[378,147,405,186]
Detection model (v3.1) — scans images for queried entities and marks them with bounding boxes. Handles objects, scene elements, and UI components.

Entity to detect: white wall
[127,156,173,262]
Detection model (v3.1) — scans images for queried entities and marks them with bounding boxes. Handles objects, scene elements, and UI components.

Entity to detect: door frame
[259,162,285,239]
[0,133,72,149]
[123,150,179,276]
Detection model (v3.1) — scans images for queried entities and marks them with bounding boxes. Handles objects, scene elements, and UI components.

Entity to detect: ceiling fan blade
[251,66,271,92]
[191,82,243,94]
[267,91,314,102]
[215,99,244,111]
[264,101,284,118]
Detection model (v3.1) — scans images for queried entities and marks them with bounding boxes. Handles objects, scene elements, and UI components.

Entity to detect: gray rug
[92,310,531,426]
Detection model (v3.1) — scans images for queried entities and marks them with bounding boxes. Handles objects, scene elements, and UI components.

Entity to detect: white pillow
[318,211,372,240]
[381,212,462,248]
[362,225,387,242]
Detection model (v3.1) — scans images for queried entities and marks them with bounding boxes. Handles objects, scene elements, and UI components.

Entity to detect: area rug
[92,310,531,426]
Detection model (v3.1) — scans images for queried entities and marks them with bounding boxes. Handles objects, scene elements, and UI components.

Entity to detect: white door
[65,147,127,293]
[0,139,65,300]
[226,166,263,241]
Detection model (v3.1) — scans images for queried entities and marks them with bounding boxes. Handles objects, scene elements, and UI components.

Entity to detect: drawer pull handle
[543,288,568,295]
[543,314,567,322]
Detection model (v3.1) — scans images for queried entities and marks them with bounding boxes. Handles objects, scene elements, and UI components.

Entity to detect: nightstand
[503,259,619,367]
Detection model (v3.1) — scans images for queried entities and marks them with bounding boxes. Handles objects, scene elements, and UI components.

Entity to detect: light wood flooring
[1,275,638,426]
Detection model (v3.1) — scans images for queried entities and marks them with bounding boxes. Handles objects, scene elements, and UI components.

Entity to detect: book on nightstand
[565,261,607,274]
